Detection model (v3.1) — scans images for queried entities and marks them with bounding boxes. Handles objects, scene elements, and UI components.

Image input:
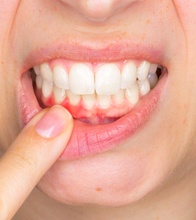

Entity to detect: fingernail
[35,106,71,138]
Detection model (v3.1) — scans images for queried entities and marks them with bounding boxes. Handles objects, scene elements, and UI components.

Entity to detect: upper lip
[22,38,166,73]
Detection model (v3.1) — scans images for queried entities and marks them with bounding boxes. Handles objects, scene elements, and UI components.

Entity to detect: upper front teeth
[33,59,161,110]
[69,63,95,95]
[95,63,121,95]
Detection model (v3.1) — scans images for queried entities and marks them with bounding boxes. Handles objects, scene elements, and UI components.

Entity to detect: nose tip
[79,0,117,21]
[61,0,137,22]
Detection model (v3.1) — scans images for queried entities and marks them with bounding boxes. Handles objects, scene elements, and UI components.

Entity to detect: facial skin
[1,0,196,219]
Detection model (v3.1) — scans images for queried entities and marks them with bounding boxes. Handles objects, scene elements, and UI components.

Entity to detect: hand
[0,105,73,220]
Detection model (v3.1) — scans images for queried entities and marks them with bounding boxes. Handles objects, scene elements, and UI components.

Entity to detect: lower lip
[18,72,167,160]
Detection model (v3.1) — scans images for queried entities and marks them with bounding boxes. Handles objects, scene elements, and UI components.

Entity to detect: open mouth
[30,59,164,124]
[20,54,167,160]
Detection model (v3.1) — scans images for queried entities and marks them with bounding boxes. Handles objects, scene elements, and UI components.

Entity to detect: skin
[1,0,196,219]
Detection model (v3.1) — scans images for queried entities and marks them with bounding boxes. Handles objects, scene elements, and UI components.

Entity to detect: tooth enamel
[53,65,69,90]
[137,61,151,81]
[82,94,96,109]
[121,62,137,89]
[138,79,150,96]
[148,73,158,89]
[149,64,158,74]
[40,63,53,82]
[35,75,43,90]
[97,95,111,109]
[67,91,81,106]
[96,63,121,95]
[42,80,53,98]
[35,59,161,120]
[125,84,139,106]
[34,66,41,75]
[113,90,124,105]
[53,87,66,104]
[69,63,94,95]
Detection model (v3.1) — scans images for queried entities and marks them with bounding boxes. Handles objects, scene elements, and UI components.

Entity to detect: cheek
[173,0,196,39]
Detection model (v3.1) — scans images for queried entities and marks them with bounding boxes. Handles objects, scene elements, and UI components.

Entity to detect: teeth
[149,64,158,74]
[113,90,124,105]
[53,87,66,104]
[69,63,94,95]
[138,79,151,96]
[148,73,158,89]
[34,59,162,112]
[82,94,96,109]
[53,65,69,90]
[35,75,43,89]
[95,63,121,95]
[34,66,41,75]
[40,63,53,82]
[42,80,53,98]
[97,95,111,109]
[121,62,137,89]
[125,84,139,106]
[67,91,81,106]
[137,61,151,81]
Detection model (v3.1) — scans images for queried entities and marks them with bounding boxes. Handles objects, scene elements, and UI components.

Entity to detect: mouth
[18,45,167,160]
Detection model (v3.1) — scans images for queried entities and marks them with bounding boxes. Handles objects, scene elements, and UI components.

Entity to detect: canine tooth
[53,87,66,104]
[82,94,96,109]
[149,64,158,74]
[113,90,124,105]
[69,63,94,95]
[67,91,81,106]
[148,73,158,89]
[97,95,111,109]
[40,63,53,82]
[96,63,121,95]
[125,84,139,106]
[138,79,150,96]
[34,66,41,75]
[35,75,43,89]
[53,65,69,90]
[42,80,53,98]
[137,61,151,81]
[121,62,137,89]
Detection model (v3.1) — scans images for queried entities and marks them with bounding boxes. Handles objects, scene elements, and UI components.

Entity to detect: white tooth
[95,63,121,95]
[121,62,137,89]
[82,94,96,109]
[42,80,53,98]
[53,65,69,90]
[67,91,81,106]
[148,73,158,89]
[113,90,124,105]
[34,66,41,75]
[149,64,158,74]
[125,84,139,106]
[40,63,53,82]
[138,79,150,96]
[35,75,43,89]
[97,95,111,109]
[53,87,66,104]
[137,61,151,81]
[69,63,94,95]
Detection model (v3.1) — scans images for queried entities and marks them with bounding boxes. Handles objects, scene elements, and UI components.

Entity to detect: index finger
[0,106,73,220]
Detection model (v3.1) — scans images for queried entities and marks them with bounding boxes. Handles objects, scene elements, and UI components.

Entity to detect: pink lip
[22,39,166,71]
[18,41,167,160]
